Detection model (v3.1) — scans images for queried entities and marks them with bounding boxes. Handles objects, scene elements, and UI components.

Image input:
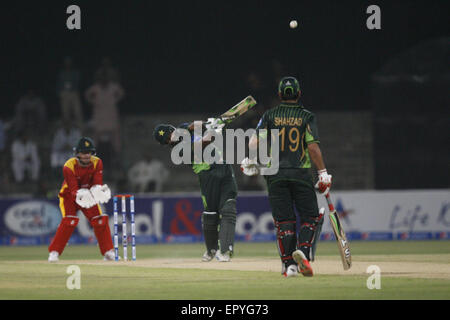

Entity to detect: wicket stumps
[113,194,136,261]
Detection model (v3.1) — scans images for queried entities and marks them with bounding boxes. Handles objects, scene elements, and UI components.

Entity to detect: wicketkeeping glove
[315,169,332,195]
[90,184,111,204]
[76,188,97,208]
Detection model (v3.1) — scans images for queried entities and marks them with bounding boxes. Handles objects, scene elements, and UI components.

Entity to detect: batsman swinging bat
[219,95,257,124]
[325,192,352,270]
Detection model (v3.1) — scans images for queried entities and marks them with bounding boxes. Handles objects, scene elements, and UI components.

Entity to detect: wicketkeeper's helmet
[74,137,96,155]
[278,76,301,100]
[153,124,176,145]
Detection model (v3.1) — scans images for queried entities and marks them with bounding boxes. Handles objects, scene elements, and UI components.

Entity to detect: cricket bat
[219,95,257,124]
[325,192,352,270]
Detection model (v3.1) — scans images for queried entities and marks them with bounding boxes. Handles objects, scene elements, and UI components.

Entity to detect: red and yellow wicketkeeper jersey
[59,156,103,200]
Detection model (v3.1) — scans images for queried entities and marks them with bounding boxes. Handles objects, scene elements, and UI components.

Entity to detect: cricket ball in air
[289,20,298,29]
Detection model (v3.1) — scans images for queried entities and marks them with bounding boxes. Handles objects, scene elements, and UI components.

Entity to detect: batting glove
[315,169,332,195]
[205,118,225,132]
[240,157,259,176]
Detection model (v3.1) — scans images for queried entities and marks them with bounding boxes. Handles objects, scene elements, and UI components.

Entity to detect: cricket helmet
[74,137,96,155]
[153,124,176,145]
[278,76,301,100]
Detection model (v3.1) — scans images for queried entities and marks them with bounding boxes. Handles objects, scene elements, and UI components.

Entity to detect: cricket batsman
[243,76,332,277]
[48,137,115,262]
[153,121,237,262]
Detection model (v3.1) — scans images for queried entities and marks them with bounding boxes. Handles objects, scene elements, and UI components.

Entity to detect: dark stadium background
[1,0,449,191]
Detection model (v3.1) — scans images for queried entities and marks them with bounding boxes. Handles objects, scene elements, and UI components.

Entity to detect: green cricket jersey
[255,102,320,169]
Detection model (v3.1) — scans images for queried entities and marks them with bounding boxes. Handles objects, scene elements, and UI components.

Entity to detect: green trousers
[265,168,321,263]
[265,168,318,222]
[198,164,237,212]
[197,164,238,254]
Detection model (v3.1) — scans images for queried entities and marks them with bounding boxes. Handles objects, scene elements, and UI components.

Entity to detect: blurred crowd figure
[85,59,124,173]
[0,118,10,193]
[240,59,287,128]
[0,55,127,196]
[13,89,48,134]
[94,57,120,83]
[0,118,6,152]
[57,57,83,129]
[50,119,81,176]
[127,152,169,193]
[2,55,293,195]
[11,131,40,183]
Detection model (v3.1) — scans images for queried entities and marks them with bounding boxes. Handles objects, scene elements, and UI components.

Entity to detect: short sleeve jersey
[59,156,103,199]
[256,102,320,169]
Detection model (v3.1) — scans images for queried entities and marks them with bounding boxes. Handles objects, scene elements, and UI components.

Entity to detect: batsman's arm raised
[183,121,217,148]
[248,113,268,150]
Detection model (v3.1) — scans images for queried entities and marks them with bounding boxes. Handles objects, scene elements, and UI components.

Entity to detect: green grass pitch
[0,241,449,300]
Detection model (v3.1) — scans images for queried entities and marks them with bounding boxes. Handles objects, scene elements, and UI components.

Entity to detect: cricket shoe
[202,249,216,262]
[48,251,59,263]
[283,264,299,278]
[103,249,117,261]
[215,250,232,262]
[293,250,313,277]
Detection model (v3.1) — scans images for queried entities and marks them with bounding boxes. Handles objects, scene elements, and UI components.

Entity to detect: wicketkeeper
[243,76,332,277]
[48,137,115,262]
[153,121,237,262]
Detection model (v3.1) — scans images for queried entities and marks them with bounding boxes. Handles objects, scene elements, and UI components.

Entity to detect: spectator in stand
[13,89,47,134]
[270,59,286,90]
[0,117,7,152]
[85,70,124,172]
[246,71,266,101]
[57,56,83,129]
[0,118,11,193]
[51,119,82,174]
[127,152,169,193]
[94,57,120,84]
[11,131,41,183]
[0,153,12,194]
